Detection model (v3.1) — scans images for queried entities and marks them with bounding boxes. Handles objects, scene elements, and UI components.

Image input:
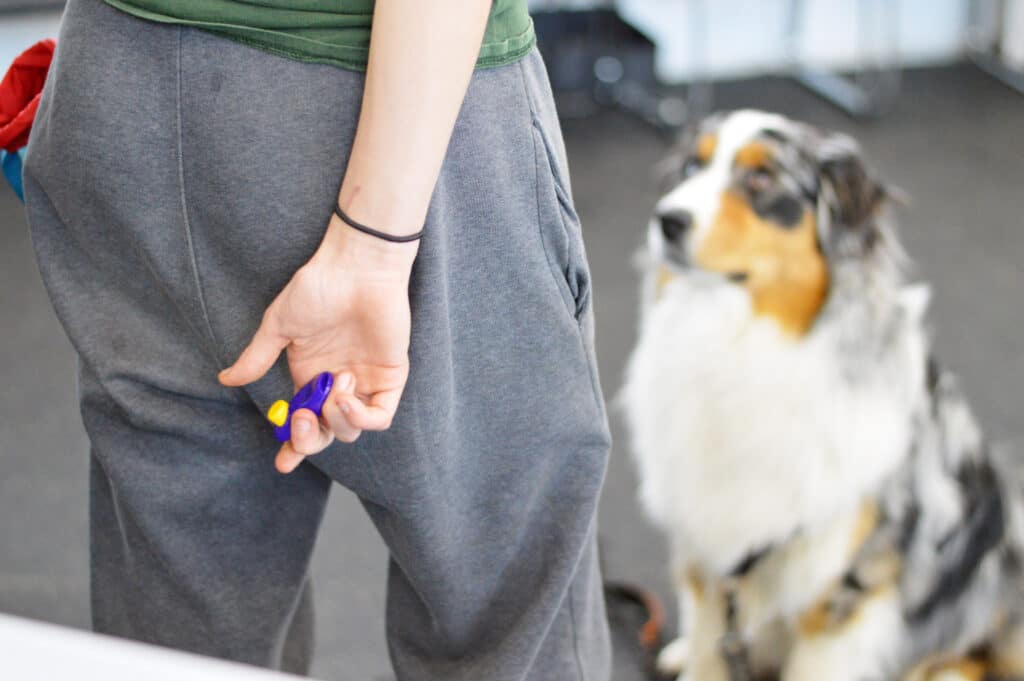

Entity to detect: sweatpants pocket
[531,117,592,324]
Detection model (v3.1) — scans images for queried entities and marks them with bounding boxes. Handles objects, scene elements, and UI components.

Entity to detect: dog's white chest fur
[623,275,926,576]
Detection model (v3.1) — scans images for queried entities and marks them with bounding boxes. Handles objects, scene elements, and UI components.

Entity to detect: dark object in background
[533,3,906,124]
[532,9,690,132]
[604,582,669,681]
[533,9,655,95]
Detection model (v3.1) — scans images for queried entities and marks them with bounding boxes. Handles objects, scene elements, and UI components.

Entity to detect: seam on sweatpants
[569,572,586,681]
[579,310,608,437]
[565,510,607,681]
[175,27,225,370]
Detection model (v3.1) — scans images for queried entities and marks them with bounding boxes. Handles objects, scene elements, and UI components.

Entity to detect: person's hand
[219,215,419,473]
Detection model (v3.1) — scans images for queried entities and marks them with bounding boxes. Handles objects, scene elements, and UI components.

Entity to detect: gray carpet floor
[1,63,1021,680]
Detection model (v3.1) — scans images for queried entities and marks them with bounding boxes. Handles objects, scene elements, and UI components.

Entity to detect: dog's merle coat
[624,110,1023,681]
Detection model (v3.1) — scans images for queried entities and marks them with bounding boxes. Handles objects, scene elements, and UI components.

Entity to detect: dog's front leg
[657,564,702,676]
[683,578,735,681]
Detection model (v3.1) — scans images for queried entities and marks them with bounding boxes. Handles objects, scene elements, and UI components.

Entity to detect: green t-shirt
[101,0,536,72]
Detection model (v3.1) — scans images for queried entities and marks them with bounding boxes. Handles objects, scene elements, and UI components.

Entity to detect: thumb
[219,312,288,387]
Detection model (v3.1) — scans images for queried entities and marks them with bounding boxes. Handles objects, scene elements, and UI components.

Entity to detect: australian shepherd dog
[622,110,1024,681]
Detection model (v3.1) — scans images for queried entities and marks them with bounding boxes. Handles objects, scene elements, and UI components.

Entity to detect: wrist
[334,204,423,244]
[315,213,419,274]
[338,182,429,240]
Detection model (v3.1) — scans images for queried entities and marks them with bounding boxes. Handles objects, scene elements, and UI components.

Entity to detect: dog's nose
[659,211,693,244]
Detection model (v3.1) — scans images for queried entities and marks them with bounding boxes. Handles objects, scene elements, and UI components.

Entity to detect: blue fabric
[2,148,25,202]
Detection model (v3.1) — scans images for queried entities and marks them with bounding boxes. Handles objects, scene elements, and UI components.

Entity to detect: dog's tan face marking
[733,141,772,171]
[656,112,835,336]
[694,189,829,336]
[695,134,717,164]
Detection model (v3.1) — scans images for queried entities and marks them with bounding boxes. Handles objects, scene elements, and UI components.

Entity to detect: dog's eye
[746,166,775,193]
[681,155,705,179]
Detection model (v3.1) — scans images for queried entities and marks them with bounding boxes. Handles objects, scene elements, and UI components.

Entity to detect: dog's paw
[656,636,690,676]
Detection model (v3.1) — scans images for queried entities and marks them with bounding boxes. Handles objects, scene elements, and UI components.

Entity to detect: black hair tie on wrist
[334,203,424,243]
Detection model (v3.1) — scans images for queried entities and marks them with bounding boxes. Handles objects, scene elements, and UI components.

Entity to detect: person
[22,0,613,679]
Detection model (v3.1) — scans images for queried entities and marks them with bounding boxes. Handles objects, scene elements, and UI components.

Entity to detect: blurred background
[1,0,1022,679]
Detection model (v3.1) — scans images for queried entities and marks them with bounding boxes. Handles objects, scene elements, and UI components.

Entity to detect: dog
[621,110,1024,681]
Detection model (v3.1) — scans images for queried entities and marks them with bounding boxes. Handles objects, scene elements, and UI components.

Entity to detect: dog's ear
[813,133,888,229]
[820,154,888,229]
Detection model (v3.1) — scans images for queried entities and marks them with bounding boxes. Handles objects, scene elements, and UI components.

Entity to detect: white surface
[616,0,968,83]
[0,11,62,78]
[0,614,309,681]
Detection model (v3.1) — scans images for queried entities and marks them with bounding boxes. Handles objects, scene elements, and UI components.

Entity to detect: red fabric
[0,39,55,152]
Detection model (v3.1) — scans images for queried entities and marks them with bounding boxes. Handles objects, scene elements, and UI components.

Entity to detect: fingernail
[294,419,311,436]
[339,373,353,392]
[340,399,350,415]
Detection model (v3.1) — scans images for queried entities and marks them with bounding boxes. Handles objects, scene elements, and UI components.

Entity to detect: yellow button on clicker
[267,400,290,427]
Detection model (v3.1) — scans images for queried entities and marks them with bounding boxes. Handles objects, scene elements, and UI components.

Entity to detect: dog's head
[651,110,895,336]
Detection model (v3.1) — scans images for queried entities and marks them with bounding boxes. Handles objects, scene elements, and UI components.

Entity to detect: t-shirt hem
[101,0,536,73]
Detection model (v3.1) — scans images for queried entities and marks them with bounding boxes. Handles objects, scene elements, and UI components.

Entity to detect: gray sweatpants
[22,1,612,679]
